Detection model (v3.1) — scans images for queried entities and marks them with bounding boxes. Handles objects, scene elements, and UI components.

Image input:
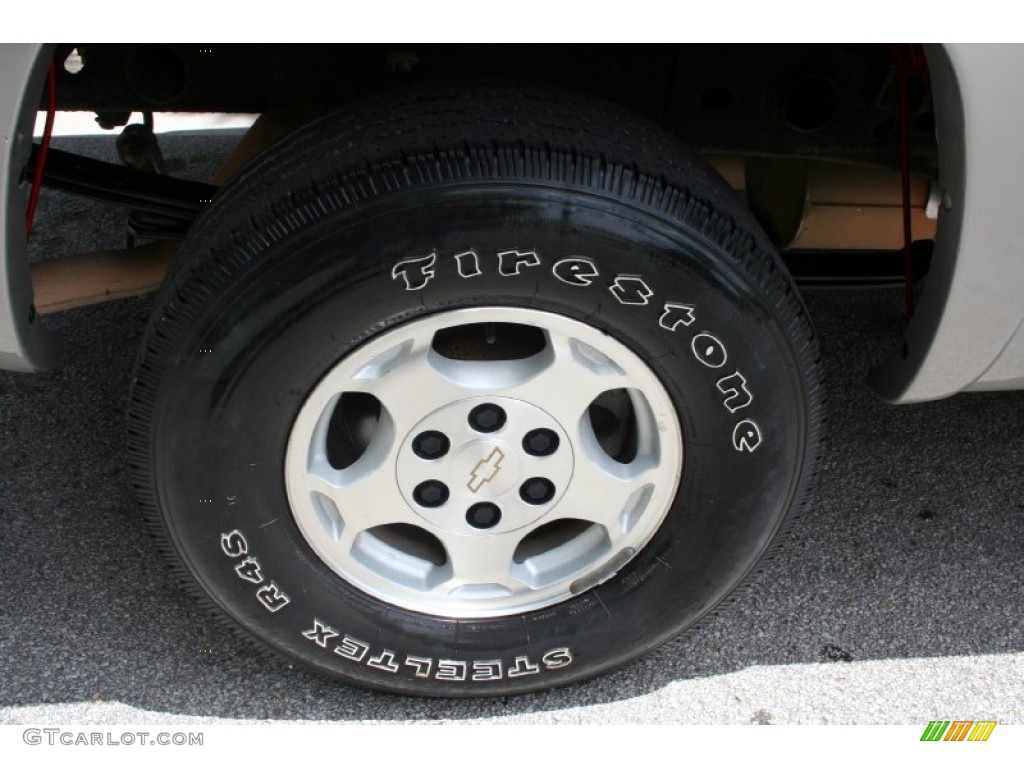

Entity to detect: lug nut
[519,477,555,505]
[523,428,559,457]
[468,403,507,433]
[413,480,449,508]
[466,502,502,529]
[412,430,450,460]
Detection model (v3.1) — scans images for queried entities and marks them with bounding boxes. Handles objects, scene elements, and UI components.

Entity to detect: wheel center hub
[396,396,574,534]
[452,440,519,499]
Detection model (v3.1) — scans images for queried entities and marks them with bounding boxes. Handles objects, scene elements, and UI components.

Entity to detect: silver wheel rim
[285,307,683,618]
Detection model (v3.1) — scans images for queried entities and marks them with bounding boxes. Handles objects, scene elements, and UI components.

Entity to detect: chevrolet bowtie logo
[468,447,505,493]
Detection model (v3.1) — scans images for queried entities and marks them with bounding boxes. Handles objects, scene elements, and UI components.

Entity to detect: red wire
[899,61,914,318]
[887,44,929,320]
[880,43,929,319]
[25,63,56,242]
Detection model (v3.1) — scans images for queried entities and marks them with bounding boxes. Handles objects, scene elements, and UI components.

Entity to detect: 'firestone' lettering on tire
[659,302,696,332]
[389,248,764,453]
[552,257,599,287]
[454,250,483,278]
[301,617,574,683]
[497,249,541,276]
[732,420,763,453]
[391,252,437,290]
[608,275,654,306]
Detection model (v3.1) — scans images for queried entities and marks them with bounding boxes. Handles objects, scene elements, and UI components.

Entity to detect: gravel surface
[1,134,1021,725]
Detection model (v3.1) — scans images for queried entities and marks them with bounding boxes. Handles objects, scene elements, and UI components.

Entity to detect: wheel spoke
[294,461,420,548]
[338,334,470,437]
[558,456,663,536]
[499,333,640,428]
[437,531,524,593]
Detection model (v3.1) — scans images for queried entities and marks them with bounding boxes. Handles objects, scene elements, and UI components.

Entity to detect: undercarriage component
[116,122,167,175]
[30,240,177,315]
[51,44,938,172]
[703,155,937,251]
[32,145,215,220]
[26,131,939,315]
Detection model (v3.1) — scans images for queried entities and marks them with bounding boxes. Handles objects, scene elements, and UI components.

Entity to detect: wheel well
[12,43,957,380]
[51,43,936,172]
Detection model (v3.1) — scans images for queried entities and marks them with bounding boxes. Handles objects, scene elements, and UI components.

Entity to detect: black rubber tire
[128,85,823,697]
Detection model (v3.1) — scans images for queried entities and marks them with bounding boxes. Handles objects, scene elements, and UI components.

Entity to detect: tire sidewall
[146,185,808,695]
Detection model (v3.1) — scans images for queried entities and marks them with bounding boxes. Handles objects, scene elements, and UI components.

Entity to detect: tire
[128,85,823,696]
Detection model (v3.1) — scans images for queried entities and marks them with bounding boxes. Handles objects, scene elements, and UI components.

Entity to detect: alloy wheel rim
[284,307,683,618]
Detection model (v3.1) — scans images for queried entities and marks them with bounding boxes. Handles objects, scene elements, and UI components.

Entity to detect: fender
[0,43,59,372]
[869,43,1024,401]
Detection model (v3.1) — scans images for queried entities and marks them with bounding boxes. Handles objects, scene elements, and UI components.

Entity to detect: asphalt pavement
[0,133,1021,725]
